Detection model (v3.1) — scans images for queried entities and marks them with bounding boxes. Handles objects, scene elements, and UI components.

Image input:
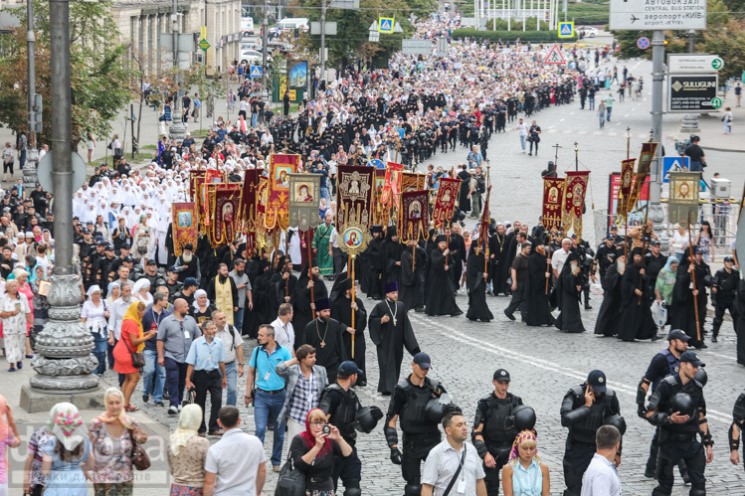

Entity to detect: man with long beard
[174,243,201,283]
[331,279,368,386]
[207,263,239,325]
[369,282,421,395]
[301,297,346,379]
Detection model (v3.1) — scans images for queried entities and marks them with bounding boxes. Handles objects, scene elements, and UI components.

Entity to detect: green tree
[702,20,745,80]
[0,0,131,147]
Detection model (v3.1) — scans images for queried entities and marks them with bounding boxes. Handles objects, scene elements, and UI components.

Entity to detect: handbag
[274,455,306,496]
[128,426,151,471]
[122,333,145,368]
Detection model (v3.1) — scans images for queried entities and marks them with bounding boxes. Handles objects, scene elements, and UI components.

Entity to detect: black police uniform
[712,266,740,340]
[319,383,362,496]
[560,382,621,496]
[730,391,745,471]
[646,374,710,495]
[385,375,445,496]
[472,391,523,496]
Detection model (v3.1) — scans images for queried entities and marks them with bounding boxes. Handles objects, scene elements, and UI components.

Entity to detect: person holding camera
[288,408,353,496]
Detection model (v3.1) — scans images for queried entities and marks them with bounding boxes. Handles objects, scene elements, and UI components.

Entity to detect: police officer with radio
[644,351,713,496]
[385,352,449,496]
[318,360,383,496]
[560,369,622,496]
[637,329,691,480]
[472,369,530,496]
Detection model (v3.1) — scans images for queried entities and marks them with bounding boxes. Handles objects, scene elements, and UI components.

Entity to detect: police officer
[729,390,745,471]
[560,369,622,496]
[319,360,382,496]
[637,329,692,479]
[472,369,523,496]
[644,351,713,496]
[385,352,448,496]
[712,255,740,342]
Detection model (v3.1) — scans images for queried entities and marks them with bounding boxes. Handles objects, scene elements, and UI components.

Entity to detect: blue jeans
[223,361,238,406]
[165,357,188,408]
[689,161,703,172]
[91,331,108,375]
[142,348,165,402]
[519,135,526,151]
[254,389,286,467]
[234,308,244,334]
[606,107,612,121]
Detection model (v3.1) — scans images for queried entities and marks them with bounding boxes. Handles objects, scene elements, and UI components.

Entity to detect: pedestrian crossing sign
[558,21,574,39]
[662,156,690,183]
[250,65,263,79]
[543,44,566,65]
[378,17,395,34]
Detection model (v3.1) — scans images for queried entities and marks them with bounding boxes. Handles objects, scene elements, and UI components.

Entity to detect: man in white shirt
[270,303,295,355]
[580,425,622,496]
[551,238,572,280]
[516,118,529,153]
[422,409,487,496]
[204,406,266,496]
[213,310,244,406]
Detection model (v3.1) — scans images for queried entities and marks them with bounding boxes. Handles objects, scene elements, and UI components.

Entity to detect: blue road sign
[636,36,650,50]
[558,22,574,38]
[249,65,263,79]
[662,156,690,183]
[367,159,385,169]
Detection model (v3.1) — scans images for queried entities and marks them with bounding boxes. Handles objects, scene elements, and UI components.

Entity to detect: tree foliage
[0,0,131,147]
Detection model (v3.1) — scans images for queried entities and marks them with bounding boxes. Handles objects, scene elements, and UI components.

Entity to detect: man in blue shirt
[245,324,293,471]
[186,319,227,435]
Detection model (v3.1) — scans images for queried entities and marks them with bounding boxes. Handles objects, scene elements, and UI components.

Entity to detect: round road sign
[636,37,650,50]
[711,97,723,109]
[711,57,724,71]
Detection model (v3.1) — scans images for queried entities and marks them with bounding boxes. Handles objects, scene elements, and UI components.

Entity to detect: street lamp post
[21,0,99,412]
[169,0,186,140]
[23,0,39,191]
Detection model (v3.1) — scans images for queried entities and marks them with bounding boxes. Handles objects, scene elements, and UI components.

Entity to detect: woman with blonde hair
[112,301,157,411]
[41,402,92,496]
[89,388,148,496]
[167,404,210,495]
[501,430,550,496]
[13,268,35,358]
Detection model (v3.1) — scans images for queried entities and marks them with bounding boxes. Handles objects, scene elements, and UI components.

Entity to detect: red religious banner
[400,190,429,242]
[266,153,301,230]
[627,142,658,215]
[432,177,461,229]
[380,162,404,206]
[561,171,590,240]
[401,172,426,193]
[190,170,206,200]
[336,166,374,229]
[207,183,242,247]
[239,169,259,230]
[618,158,636,219]
[608,173,650,228]
[199,169,224,228]
[541,177,565,231]
[373,169,386,226]
[171,202,197,257]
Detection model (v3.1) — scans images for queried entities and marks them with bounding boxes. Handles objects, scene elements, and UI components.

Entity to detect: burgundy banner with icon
[171,202,197,257]
[208,183,242,248]
[400,190,429,242]
[265,153,301,230]
[432,177,461,229]
[336,166,374,229]
[561,171,590,240]
[541,177,565,231]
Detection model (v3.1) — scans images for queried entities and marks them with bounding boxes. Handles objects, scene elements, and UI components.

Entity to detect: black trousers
[713,299,737,337]
[653,437,706,495]
[483,451,509,496]
[332,444,362,492]
[505,286,527,318]
[646,428,688,476]
[562,440,595,496]
[193,369,222,433]
[401,432,440,486]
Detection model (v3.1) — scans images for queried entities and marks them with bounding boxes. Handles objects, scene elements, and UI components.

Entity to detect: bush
[452,28,578,43]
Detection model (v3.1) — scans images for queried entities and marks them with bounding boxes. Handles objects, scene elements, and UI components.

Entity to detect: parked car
[240,49,272,65]
[578,26,599,38]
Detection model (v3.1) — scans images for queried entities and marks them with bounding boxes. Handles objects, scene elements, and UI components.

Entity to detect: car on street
[578,26,599,38]
[240,49,272,66]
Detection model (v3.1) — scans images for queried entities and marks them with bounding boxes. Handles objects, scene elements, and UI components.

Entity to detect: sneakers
[168,406,179,416]
[272,465,281,473]
[155,401,165,407]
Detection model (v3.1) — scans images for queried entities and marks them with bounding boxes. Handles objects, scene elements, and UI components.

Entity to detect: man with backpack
[214,309,244,407]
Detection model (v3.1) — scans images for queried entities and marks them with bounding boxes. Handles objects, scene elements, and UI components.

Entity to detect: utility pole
[320,0,327,88]
[24,0,39,192]
[262,0,268,91]
[648,29,667,251]
[169,0,186,140]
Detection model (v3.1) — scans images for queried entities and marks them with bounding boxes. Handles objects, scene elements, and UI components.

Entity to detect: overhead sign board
[668,74,718,113]
[402,39,432,55]
[668,54,724,73]
[609,0,707,30]
[310,21,337,35]
[557,21,574,38]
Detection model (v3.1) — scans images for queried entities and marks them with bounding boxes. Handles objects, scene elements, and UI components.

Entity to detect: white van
[275,18,309,32]
[241,17,255,35]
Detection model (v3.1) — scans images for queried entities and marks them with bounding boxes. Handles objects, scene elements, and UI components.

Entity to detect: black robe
[425,248,462,317]
[292,269,329,346]
[365,237,385,299]
[331,294,367,383]
[400,246,426,312]
[466,250,493,322]
[670,259,710,348]
[302,317,347,379]
[617,262,657,341]
[448,234,466,289]
[368,299,420,394]
[384,239,404,285]
[554,265,586,333]
[489,232,510,295]
[525,251,554,326]
[593,264,623,336]
[244,265,275,338]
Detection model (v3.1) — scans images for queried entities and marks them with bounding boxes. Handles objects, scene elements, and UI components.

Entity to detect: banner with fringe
[289,173,322,231]
[265,153,301,230]
[561,171,590,240]
[171,202,197,257]
[207,183,242,248]
[618,158,635,219]
[337,166,374,229]
[627,143,658,214]
[401,190,429,242]
[541,177,566,231]
[380,162,404,206]
[402,172,426,193]
[432,177,461,229]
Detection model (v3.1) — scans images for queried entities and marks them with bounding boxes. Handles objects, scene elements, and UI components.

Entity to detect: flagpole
[350,253,355,359]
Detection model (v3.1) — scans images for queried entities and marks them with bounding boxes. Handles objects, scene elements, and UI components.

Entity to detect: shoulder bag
[122,332,145,368]
[442,445,467,496]
[274,454,305,496]
[128,424,151,471]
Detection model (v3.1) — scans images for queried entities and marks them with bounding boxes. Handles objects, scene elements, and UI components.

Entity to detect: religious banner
[668,171,700,225]
[189,170,207,201]
[617,158,636,219]
[561,171,590,240]
[373,169,387,226]
[380,162,404,206]
[265,153,301,230]
[239,169,259,224]
[207,183,242,247]
[171,202,197,257]
[432,177,461,229]
[541,177,565,231]
[336,166,374,229]
[401,172,427,193]
[289,173,322,231]
[400,190,429,242]
[627,142,658,214]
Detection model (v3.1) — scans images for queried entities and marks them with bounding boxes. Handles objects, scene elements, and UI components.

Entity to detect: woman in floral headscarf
[167,404,210,496]
[501,430,549,496]
[41,402,93,496]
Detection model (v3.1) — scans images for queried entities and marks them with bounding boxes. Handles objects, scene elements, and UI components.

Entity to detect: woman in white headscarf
[132,278,153,306]
[167,404,210,496]
[41,402,93,496]
[132,214,153,259]
[190,289,215,330]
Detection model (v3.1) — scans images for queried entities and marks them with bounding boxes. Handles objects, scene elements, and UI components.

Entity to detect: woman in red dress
[113,301,156,411]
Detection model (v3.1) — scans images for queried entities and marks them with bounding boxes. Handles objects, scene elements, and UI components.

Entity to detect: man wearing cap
[318,360,365,495]
[711,256,739,343]
[644,351,712,496]
[594,237,618,285]
[637,329,692,479]
[173,277,198,308]
[300,297,346,379]
[165,266,183,297]
[385,352,448,496]
[472,369,523,496]
[369,281,421,395]
[560,370,622,496]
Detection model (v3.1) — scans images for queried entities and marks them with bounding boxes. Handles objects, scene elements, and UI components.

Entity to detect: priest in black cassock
[301,297,346,379]
[384,226,404,285]
[525,244,555,327]
[331,278,368,386]
[369,281,421,395]
[466,243,493,322]
[593,254,625,337]
[399,239,426,312]
[554,252,586,333]
[425,235,463,317]
[292,263,328,348]
[617,248,657,342]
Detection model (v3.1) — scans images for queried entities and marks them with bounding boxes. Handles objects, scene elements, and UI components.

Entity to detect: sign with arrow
[668,54,724,73]
[610,0,707,30]
[543,44,566,65]
[378,17,395,34]
[557,21,574,39]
